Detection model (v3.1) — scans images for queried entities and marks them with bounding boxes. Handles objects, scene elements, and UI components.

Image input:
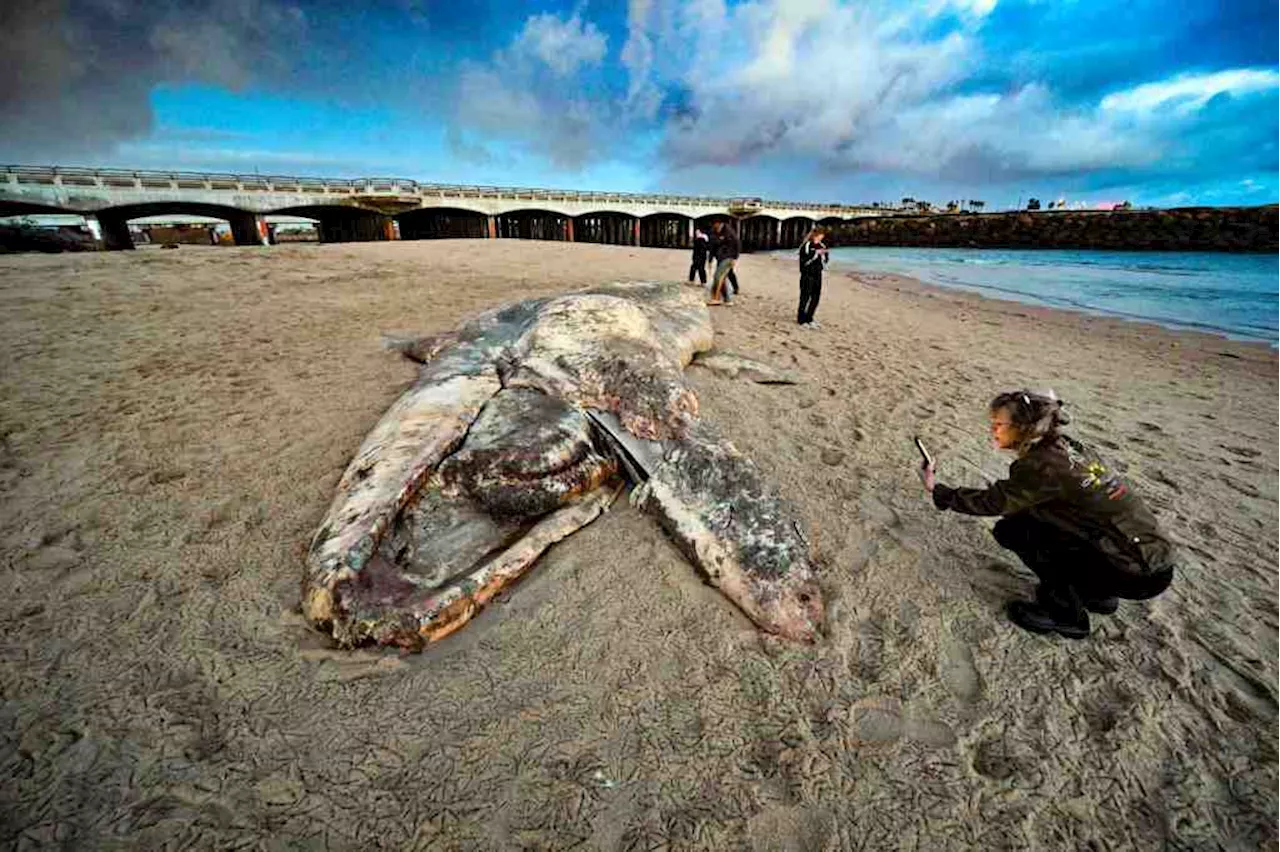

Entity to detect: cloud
[5,0,1272,206]
[512,13,607,76]
[0,0,308,163]
[628,0,1276,204]
[450,11,613,169]
[440,0,1276,204]
[658,2,979,168]
[1100,68,1280,116]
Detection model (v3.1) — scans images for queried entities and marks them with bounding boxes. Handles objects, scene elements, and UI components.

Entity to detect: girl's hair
[989,388,1070,454]
[799,226,827,249]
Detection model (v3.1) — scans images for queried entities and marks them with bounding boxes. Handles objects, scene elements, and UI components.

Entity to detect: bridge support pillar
[565,219,574,242]
[229,212,271,246]
[93,213,134,250]
[487,216,497,239]
[632,219,640,246]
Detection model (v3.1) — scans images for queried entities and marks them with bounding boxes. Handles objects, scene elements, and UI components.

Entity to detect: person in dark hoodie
[688,228,710,285]
[919,389,1177,639]
[707,219,741,306]
[797,226,829,327]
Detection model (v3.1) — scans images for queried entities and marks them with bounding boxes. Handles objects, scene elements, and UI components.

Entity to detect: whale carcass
[302,281,824,650]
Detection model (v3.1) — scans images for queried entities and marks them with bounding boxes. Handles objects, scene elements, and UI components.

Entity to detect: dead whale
[302,281,824,650]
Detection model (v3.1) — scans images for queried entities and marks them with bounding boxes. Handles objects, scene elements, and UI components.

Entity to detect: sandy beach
[1,239,1275,850]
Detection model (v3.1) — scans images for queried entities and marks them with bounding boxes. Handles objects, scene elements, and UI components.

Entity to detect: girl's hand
[919,461,936,492]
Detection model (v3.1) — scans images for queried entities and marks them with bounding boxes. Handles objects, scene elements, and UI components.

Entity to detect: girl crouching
[920,390,1177,638]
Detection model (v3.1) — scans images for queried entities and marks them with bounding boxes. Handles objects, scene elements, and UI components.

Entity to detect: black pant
[689,258,707,284]
[992,514,1173,621]
[798,273,822,323]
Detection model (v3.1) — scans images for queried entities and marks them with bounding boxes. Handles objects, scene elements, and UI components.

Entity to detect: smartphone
[913,435,933,467]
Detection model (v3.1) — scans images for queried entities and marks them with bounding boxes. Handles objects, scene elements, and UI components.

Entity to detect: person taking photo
[919,389,1177,639]
[797,227,829,327]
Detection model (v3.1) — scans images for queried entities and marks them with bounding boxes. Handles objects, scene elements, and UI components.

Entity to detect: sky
[2,0,1277,209]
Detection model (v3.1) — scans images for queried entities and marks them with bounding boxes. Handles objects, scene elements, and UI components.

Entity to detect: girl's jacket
[799,240,828,274]
[931,433,1176,577]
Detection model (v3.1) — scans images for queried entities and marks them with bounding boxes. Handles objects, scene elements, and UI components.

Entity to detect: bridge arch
[815,216,845,246]
[102,201,250,221]
[495,208,571,241]
[781,216,816,248]
[739,214,783,252]
[639,212,691,249]
[93,201,267,249]
[396,207,488,240]
[573,210,638,246]
[268,204,392,244]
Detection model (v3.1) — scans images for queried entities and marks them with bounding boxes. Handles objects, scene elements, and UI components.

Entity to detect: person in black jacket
[707,219,740,306]
[797,227,829,327]
[688,228,710,284]
[919,389,1177,639]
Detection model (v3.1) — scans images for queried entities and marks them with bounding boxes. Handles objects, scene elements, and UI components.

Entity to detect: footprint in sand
[969,736,1030,782]
[24,529,97,594]
[905,716,957,747]
[24,543,81,574]
[939,632,983,703]
[846,698,956,748]
[856,494,901,529]
[847,697,902,744]
[852,617,886,683]
[1080,679,1139,738]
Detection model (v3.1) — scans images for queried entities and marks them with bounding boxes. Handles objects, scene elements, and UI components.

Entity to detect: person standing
[688,228,710,285]
[707,219,740,306]
[797,227,829,327]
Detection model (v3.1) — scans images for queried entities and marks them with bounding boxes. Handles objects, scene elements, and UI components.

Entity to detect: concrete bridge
[1,165,890,251]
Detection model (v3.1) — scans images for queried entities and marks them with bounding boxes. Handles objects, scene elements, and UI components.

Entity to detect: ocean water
[818,247,1279,345]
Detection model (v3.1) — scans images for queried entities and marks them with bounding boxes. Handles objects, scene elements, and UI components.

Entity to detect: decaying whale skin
[303,282,824,649]
[588,411,823,643]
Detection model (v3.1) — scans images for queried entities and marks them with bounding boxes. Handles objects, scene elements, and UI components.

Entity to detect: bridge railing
[2,165,886,215]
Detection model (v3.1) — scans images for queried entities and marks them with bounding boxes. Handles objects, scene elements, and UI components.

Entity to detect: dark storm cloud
[0,0,308,162]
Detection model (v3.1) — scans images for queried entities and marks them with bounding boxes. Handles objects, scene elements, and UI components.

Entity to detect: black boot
[1083,596,1119,615]
[1006,601,1090,639]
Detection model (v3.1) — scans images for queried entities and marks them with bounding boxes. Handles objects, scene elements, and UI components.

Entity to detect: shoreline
[767,246,1277,348]
[753,249,1277,358]
[1,239,1275,849]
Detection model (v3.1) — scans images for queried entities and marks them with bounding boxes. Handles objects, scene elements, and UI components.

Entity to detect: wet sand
[1,239,1276,850]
